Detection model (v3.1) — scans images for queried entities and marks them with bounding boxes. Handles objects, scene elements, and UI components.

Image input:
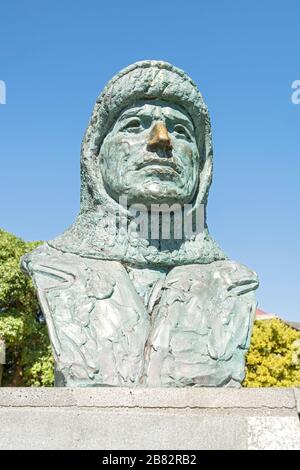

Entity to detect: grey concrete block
[0,387,75,407]
[294,388,300,414]
[0,387,296,410]
[0,409,78,450]
[248,417,300,450]
[0,388,299,450]
[75,411,248,450]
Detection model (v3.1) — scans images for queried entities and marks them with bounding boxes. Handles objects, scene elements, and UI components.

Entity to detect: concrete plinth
[0,388,299,450]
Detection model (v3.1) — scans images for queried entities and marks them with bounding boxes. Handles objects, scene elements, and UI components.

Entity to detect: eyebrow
[117,108,144,121]
[117,107,195,134]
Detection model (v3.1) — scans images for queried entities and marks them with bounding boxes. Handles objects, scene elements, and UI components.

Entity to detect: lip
[137,159,181,174]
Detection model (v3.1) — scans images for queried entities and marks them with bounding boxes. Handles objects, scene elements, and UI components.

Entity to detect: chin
[126,186,190,207]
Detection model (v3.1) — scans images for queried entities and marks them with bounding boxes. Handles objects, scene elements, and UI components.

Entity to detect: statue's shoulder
[21,243,121,291]
[212,259,259,288]
[21,243,77,290]
[208,260,259,296]
[168,259,259,294]
[21,243,70,275]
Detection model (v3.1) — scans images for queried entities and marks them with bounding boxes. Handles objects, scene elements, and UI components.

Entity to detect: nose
[147,122,172,152]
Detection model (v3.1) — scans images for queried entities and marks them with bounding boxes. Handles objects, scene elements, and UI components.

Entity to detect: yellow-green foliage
[0,228,39,312]
[244,318,300,387]
[0,311,54,386]
[0,229,54,386]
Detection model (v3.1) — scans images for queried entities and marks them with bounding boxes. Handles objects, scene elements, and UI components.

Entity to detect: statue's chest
[40,258,151,386]
[32,252,255,387]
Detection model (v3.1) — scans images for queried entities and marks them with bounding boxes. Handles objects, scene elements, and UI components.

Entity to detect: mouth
[136,158,181,174]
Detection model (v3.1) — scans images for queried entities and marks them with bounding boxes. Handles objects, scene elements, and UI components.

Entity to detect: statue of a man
[22,61,259,387]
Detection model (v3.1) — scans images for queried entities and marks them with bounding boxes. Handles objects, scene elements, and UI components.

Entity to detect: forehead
[117,99,194,125]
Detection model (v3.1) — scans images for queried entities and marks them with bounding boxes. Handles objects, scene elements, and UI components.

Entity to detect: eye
[174,124,191,141]
[121,118,142,132]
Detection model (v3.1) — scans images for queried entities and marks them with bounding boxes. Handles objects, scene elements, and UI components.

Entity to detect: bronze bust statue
[22,61,259,387]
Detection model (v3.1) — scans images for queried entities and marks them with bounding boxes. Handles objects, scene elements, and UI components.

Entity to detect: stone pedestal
[0,388,299,450]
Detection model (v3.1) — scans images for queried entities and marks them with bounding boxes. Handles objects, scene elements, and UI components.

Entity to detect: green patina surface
[22,61,259,387]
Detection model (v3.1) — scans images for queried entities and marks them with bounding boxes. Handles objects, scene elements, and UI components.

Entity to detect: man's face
[99,100,201,207]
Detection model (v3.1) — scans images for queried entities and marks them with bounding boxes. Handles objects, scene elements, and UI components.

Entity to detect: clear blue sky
[0,1,299,320]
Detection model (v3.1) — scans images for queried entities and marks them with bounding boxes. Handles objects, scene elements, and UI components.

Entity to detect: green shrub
[244,318,300,387]
[0,229,54,386]
[0,309,54,386]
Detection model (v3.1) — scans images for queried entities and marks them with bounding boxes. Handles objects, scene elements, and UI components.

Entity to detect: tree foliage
[244,318,300,387]
[0,229,54,386]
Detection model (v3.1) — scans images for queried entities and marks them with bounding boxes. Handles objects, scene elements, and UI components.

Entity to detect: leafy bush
[244,318,300,387]
[0,229,54,386]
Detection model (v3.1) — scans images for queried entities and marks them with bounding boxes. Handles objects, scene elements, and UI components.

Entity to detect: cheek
[100,138,131,178]
[103,134,146,166]
[175,142,199,171]
[107,138,131,162]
